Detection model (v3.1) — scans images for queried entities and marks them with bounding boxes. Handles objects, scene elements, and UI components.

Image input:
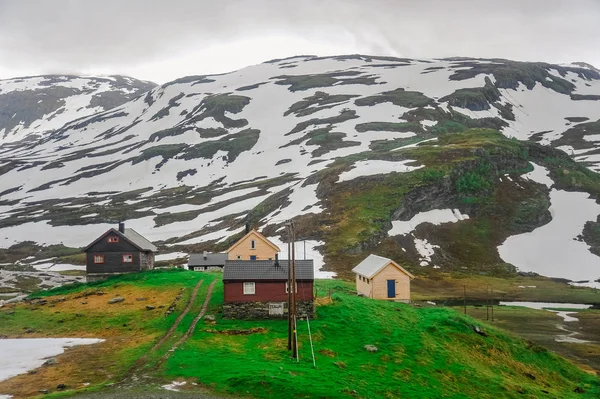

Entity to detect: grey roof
[351,254,414,279]
[188,253,227,267]
[123,228,158,252]
[223,260,314,281]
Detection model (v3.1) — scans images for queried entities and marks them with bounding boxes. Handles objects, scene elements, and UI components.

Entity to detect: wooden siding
[227,231,278,261]
[86,231,147,274]
[372,263,411,301]
[356,274,373,298]
[140,251,155,270]
[86,251,141,274]
[224,280,314,303]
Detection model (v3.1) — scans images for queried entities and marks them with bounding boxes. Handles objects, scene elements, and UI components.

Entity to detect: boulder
[56,383,67,391]
[43,358,58,366]
[108,297,125,304]
[145,305,155,310]
[364,345,378,352]
[204,314,216,322]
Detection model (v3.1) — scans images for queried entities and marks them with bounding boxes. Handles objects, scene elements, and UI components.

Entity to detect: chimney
[274,253,279,268]
[245,223,250,234]
[118,222,125,233]
[203,251,208,260]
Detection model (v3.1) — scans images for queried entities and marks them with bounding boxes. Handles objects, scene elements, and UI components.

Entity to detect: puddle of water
[500,301,594,344]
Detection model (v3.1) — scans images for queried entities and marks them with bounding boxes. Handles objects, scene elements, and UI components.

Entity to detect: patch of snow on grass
[498,189,600,281]
[338,160,422,182]
[414,238,439,266]
[162,381,187,392]
[569,280,600,289]
[155,252,188,261]
[268,237,336,278]
[33,263,86,272]
[524,163,553,187]
[389,209,468,236]
[0,338,103,382]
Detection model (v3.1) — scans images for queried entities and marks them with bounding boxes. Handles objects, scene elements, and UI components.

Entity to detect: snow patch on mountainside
[389,209,469,236]
[338,160,423,182]
[498,189,600,281]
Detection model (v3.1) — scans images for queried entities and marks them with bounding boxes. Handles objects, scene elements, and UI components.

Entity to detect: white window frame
[236,255,241,260]
[93,254,104,264]
[285,281,297,293]
[243,282,256,295]
[122,254,133,263]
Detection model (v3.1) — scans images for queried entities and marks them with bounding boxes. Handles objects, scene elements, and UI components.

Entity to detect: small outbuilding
[188,252,227,271]
[351,254,414,302]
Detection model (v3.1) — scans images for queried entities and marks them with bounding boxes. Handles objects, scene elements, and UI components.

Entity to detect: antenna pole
[287,223,292,351]
[290,220,298,360]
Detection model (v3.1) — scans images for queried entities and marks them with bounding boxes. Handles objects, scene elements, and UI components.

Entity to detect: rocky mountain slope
[0,55,599,284]
[0,75,157,143]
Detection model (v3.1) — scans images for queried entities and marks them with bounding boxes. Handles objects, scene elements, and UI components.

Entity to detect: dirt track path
[123,279,204,378]
[158,279,217,365]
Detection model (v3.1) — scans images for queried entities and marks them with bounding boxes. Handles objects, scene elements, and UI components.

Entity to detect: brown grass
[0,333,154,399]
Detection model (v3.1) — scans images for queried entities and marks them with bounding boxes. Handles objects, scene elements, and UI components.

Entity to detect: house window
[285,282,297,293]
[107,236,119,243]
[236,255,241,260]
[250,240,256,249]
[94,254,104,264]
[367,279,370,284]
[122,254,133,263]
[250,255,257,261]
[243,282,256,295]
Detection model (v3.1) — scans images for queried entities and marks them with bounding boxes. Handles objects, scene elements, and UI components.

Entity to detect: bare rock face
[108,297,125,304]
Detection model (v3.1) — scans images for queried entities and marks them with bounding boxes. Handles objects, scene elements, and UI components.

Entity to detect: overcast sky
[1,0,599,83]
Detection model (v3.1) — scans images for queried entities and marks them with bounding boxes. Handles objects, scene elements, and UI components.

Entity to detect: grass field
[0,270,598,399]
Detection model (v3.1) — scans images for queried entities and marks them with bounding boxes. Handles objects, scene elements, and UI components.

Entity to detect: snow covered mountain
[0,55,599,284]
[0,75,156,143]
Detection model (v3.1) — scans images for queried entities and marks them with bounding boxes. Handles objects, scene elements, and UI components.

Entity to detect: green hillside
[0,270,598,399]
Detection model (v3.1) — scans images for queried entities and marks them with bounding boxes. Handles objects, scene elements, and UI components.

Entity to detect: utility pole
[486,285,490,321]
[287,224,292,351]
[304,240,306,260]
[290,220,298,360]
[491,286,494,322]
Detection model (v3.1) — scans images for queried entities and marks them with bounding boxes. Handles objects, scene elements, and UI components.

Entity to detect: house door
[250,255,257,261]
[387,280,396,298]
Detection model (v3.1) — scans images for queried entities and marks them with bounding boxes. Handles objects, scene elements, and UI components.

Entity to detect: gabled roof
[84,228,158,253]
[123,228,158,252]
[188,253,227,267]
[351,254,414,279]
[223,260,314,281]
[226,229,281,253]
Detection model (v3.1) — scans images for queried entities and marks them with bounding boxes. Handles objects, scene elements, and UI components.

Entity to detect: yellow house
[226,229,281,261]
[352,254,414,302]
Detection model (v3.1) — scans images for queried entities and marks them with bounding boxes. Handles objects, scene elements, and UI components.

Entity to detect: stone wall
[223,300,314,320]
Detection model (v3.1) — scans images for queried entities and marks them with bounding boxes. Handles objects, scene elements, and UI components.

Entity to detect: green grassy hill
[0,270,598,399]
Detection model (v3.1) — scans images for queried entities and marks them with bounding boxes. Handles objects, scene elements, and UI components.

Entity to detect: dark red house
[84,222,157,281]
[222,258,314,319]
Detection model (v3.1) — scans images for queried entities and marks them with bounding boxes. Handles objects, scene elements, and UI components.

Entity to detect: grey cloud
[0,0,599,82]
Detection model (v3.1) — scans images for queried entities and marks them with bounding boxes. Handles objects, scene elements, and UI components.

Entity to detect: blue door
[387,280,396,298]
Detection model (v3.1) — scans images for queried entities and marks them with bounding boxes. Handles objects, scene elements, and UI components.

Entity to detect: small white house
[352,254,414,302]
